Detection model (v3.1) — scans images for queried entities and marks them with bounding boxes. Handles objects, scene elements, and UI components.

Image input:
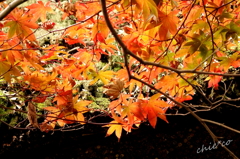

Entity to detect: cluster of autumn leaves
[0,0,240,140]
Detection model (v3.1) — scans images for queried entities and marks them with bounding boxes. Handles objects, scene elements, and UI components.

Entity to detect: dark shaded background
[0,106,239,159]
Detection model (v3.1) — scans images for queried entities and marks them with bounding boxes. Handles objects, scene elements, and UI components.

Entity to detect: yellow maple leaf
[104,120,123,142]
[87,64,115,85]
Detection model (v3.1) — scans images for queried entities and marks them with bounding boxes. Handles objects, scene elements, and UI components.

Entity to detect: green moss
[0,91,22,127]
[88,97,110,111]
[109,55,124,71]
[8,116,18,126]
[0,92,10,125]
[95,98,110,109]
[88,102,99,110]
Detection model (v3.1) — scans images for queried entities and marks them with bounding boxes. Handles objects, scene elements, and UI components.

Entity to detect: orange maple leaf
[139,94,170,128]
[26,1,55,22]
[121,98,145,121]
[205,75,222,89]
[4,8,38,41]
[121,98,145,131]
[158,10,179,40]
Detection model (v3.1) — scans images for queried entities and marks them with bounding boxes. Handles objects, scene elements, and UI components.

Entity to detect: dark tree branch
[202,119,240,134]
[0,0,28,21]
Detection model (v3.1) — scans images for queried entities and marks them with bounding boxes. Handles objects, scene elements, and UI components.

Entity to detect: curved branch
[100,0,131,79]
[0,0,28,21]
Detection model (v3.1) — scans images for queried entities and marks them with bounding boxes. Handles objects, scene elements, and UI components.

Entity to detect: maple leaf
[143,66,164,83]
[74,1,102,21]
[43,106,60,114]
[97,38,118,55]
[32,96,47,103]
[103,79,125,99]
[184,5,203,26]
[204,62,224,89]
[24,51,42,69]
[158,10,179,40]
[139,94,170,128]
[63,24,90,45]
[86,64,115,85]
[175,95,193,103]
[24,69,58,92]
[121,98,145,121]
[155,73,179,95]
[219,52,240,72]
[94,32,107,44]
[0,0,239,144]
[71,49,94,64]
[104,120,123,142]
[26,1,55,22]
[40,45,67,61]
[175,77,197,98]
[126,72,144,93]
[0,60,20,83]
[116,69,129,81]
[108,94,131,114]
[47,95,91,126]
[2,39,24,64]
[93,49,109,61]
[205,75,222,89]
[123,26,134,34]
[53,90,73,108]
[90,70,114,85]
[121,98,145,131]
[92,20,109,45]
[104,107,142,141]
[4,8,38,41]
[124,32,146,54]
[39,122,55,133]
[43,106,69,127]
[133,0,158,23]
[43,106,60,122]
[73,96,92,124]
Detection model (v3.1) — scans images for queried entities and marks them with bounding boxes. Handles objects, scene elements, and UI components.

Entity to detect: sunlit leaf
[26,1,55,22]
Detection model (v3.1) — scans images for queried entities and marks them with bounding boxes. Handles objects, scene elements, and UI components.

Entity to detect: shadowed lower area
[0,107,239,159]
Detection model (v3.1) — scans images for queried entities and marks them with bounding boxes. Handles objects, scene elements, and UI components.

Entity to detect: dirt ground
[0,106,240,159]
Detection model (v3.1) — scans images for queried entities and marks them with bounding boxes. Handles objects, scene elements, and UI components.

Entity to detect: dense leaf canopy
[0,1,240,157]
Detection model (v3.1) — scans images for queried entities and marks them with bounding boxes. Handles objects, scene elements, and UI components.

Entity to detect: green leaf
[230,21,240,35]
[5,21,17,38]
[184,38,201,54]
[199,44,209,60]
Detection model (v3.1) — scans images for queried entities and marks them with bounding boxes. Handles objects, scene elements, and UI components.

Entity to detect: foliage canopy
[0,0,240,157]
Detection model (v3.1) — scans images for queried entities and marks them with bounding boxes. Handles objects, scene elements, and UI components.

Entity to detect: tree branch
[0,0,28,21]
[202,119,240,134]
